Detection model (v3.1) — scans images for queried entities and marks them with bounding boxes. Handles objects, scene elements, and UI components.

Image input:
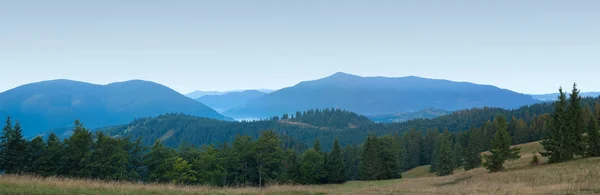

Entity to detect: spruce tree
[0,119,27,174]
[464,127,483,171]
[452,140,463,168]
[586,113,600,157]
[595,100,600,121]
[566,83,586,157]
[299,149,325,184]
[541,87,570,163]
[62,120,94,178]
[359,134,382,180]
[434,131,454,176]
[143,141,177,183]
[483,116,521,172]
[34,133,64,176]
[313,138,321,153]
[378,135,400,180]
[23,136,46,173]
[325,139,346,183]
[0,117,12,172]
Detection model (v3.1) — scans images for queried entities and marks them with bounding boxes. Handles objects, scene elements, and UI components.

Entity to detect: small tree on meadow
[483,116,521,172]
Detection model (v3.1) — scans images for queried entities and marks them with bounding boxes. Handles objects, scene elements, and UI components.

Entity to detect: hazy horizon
[2,0,599,94]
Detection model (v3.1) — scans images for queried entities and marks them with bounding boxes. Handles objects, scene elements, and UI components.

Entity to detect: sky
[1,0,599,95]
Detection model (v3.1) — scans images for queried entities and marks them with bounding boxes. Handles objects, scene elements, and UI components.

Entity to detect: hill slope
[0,79,229,136]
[195,90,266,113]
[368,108,450,123]
[224,72,539,118]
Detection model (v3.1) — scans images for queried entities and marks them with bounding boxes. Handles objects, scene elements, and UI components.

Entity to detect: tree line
[1,84,599,186]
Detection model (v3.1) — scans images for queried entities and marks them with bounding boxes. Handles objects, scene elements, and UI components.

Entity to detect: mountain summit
[0,79,229,136]
[224,72,538,118]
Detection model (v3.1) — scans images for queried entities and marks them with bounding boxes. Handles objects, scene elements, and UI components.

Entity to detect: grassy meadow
[2,142,600,195]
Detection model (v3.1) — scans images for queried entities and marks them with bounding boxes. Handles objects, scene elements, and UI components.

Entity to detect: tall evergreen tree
[434,130,454,176]
[253,130,283,186]
[452,140,464,168]
[378,135,401,180]
[143,141,177,183]
[193,145,226,186]
[343,144,360,181]
[62,120,94,178]
[566,84,586,157]
[34,133,64,176]
[313,138,321,153]
[89,132,130,180]
[325,139,346,183]
[0,119,27,174]
[483,116,521,172]
[359,134,382,180]
[464,127,483,170]
[299,149,325,184]
[586,112,600,157]
[23,136,46,173]
[595,100,600,121]
[541,87,570,163]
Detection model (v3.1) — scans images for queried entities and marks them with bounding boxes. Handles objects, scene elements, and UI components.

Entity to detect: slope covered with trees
[0,79,229,136]
[1,84,599,189]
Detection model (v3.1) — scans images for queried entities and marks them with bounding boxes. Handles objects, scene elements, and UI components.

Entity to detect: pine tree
[343,144,360,181]
[434,131,454,176]
[325,139,346,183]
[23,136,46,173]
[483,116,521,172]
[0,117,12,172]
[299,149,325,184]
[541,87,570,163]
[464,127,483,171]
[144,141,177,183]
[566,84,586,157]
[313,138,321,153]
[421,129,438,166]
[253,130,283,186]
[378,135,400,180]
[89,132,130,180]
[280,149,300,184]
[595,100,600,121]
[0,118,27,174]
[452,140,464,168]
[586,112,600,157]
[193,145,225,186]
[62,120,94,178]
[359,134,382,180]
[34,133,64,176]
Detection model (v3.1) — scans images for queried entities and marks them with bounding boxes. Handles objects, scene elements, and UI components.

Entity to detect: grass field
[2,141,600,195]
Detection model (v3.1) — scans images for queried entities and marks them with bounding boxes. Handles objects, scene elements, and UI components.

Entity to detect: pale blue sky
[1,0,599,94]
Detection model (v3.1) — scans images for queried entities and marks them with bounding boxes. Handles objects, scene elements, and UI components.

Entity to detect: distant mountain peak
[328,72,361,78]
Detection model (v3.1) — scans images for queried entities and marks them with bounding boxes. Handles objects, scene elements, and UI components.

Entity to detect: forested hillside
[1,85,599,189]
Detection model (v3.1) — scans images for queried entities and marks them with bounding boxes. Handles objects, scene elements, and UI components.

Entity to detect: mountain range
[223,72,539,118]
[531,92,600,101]
[195,90,266,113]
[0,79,229,136]
[186,89,274,99]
